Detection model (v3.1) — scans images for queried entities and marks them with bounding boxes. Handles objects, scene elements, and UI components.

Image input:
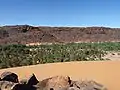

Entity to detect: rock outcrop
[1,25,120,45]
[36,76,107,90]
[0,71,107,90]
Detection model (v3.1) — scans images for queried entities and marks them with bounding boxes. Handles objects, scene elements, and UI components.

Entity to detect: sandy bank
[0,61,120,90]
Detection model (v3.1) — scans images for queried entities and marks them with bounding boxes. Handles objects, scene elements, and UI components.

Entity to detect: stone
[0,81,17,90]
[70,80,107,90]
[0,71,19,83]
[36,75,72,90]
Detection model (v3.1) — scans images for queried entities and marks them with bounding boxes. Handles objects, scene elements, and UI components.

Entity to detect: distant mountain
[0,25,120,45]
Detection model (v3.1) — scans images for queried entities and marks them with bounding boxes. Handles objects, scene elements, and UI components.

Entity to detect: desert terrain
[1,25,120,45]
[0,61,119,90]
[0,25,120,90]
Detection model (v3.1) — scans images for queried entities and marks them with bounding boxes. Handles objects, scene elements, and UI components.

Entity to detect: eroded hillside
[0,25,120,45]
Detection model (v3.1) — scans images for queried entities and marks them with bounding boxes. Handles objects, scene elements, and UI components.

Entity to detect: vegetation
[1,42,120,69]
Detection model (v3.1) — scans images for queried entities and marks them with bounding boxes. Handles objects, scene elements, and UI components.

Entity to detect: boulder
[69,80,107,90]
[0,80,17,90]
[36,75,72,90]
[0,71,19,83]
[27,73,39,86]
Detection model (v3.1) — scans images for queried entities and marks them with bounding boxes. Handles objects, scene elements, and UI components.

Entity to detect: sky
[0,0,120,27]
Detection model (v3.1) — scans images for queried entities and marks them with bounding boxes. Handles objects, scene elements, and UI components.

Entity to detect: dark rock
[0,71,19,83]
[27,73,39,86]
[12,83,37,90]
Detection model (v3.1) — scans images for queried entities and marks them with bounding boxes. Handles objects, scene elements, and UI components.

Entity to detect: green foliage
[1,42,120,69]
[0,44,33,68]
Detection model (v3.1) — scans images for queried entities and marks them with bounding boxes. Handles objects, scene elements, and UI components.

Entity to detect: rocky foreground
[0,71,107,90]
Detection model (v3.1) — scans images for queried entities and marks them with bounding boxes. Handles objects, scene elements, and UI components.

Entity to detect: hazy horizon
[0,24,119,28]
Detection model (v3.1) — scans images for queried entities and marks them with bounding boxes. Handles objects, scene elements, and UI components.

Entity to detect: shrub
[1,42,120,69]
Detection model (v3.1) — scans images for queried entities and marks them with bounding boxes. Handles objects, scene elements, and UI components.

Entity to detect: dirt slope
[0,61,119,90]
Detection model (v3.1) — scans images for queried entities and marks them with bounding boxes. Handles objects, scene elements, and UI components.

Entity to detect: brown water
[0,61,120,90]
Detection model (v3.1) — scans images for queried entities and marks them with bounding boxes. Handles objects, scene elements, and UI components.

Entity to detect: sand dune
[0,61,120,90]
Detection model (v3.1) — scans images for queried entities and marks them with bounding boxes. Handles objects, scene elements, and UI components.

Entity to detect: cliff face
[0,25,120,45]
